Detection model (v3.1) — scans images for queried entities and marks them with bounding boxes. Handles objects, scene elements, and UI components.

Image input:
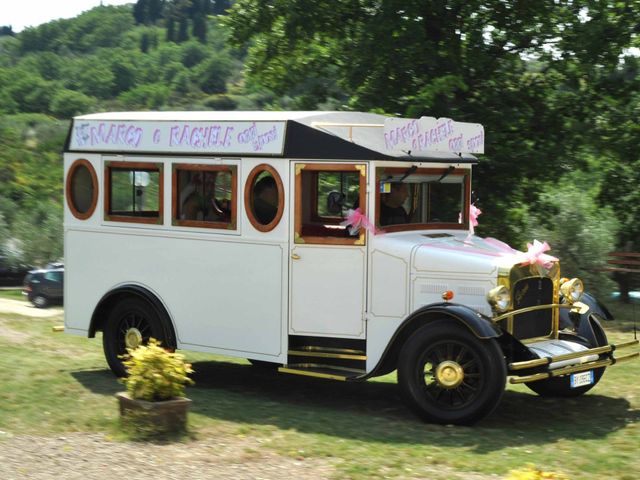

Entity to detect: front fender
[559,292,611,347]
[363,302,501,378]
[405,302,501,339]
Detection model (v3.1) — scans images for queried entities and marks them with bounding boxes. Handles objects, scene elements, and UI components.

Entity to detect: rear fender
[89,285,176,348]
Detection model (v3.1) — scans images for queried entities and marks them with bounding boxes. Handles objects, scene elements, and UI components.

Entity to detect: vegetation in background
[225,0,640,294]
[0,0,638,294]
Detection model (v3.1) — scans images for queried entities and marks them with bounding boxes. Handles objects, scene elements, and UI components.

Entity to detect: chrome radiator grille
[504,277,554,339]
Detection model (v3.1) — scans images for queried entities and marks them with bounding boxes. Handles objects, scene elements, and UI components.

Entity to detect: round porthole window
[66,159,98,220]
[244,164,284,232]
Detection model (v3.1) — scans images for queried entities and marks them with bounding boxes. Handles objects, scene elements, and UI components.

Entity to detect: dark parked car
[22,267,64,308]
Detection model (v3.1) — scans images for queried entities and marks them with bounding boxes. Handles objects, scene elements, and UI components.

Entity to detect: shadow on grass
[71,360,637,453]
[71,369,122,396]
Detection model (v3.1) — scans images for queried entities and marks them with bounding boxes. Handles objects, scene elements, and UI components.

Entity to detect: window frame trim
[171,163,238,230]
[104,160,164,225]
[375,166,470,233]
[244,163,285,233]
[294,163,367,246]
[66,158,98,220]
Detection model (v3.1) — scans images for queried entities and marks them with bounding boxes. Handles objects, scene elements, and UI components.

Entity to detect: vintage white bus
[63,111,638,425]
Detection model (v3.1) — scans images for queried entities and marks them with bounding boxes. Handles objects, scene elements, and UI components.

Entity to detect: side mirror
[326,191,345,215]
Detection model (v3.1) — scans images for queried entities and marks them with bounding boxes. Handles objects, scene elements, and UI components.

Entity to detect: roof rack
[310,122,383,142]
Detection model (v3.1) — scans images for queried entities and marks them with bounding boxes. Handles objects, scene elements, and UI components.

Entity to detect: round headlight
[560,278,584,303]
[487,285,510,312]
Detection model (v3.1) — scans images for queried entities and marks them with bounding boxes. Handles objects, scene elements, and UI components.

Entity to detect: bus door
[289,163,368,339]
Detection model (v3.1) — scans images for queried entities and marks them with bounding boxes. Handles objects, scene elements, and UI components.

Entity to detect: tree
[226,0,639,251]
[49,90,96,118]
[525,174,619,297]
[196,55,231,93]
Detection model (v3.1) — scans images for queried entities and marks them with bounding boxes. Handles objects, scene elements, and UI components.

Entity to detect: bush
[121,338,194,401]
[525,174,619,297]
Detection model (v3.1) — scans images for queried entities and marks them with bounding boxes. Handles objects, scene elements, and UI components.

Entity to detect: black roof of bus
[64,111,478,163]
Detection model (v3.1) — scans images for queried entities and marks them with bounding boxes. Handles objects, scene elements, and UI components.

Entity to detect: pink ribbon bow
[422,237,558,270]
[518,239,559,269]
[469,204,482,235]
[340,208,381,235]
[460,204,482,235]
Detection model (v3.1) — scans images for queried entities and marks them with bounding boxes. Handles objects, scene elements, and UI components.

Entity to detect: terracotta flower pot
[115,392,192,436]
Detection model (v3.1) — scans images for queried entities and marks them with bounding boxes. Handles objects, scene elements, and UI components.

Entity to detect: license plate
[570,370,594,388]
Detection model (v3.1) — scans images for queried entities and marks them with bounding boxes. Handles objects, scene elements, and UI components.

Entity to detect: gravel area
[0,432,336,480]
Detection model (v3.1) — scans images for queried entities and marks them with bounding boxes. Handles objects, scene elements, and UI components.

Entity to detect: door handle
[291,253,301,260]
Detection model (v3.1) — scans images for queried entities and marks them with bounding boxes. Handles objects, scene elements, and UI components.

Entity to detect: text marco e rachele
[73,121,279,152]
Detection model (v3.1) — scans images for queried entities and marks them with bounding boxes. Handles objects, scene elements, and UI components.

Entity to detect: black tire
[398,320,507,425]
[102,297,167,377]
[525,367,605,397]
[32,294,48,308]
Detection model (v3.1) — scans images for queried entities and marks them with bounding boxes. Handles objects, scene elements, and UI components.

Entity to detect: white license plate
[570,370,594,388]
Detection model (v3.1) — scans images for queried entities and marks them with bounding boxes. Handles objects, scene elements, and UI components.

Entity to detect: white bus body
[63,111,638,425]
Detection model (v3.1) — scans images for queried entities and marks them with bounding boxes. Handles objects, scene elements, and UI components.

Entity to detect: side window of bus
[105,161,163,224]
[172,164,237,230]
[294,164,366,245]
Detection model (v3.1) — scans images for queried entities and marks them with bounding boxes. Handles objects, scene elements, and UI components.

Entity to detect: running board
[287,346,367,361]
[278,363,366,381]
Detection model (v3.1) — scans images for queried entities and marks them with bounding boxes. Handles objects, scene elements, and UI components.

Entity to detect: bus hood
[372,231,525,276]
[412,233,517,275]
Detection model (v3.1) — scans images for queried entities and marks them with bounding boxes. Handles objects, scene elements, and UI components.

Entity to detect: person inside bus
[252,175,278,225]
[379,182,409,226]
[180,172,228,222]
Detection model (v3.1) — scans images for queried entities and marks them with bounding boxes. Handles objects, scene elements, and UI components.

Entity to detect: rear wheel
[102,297,167,377]
[398,320,507,425]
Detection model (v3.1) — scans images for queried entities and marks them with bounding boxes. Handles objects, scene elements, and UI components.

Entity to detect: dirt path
[0,297,63,318]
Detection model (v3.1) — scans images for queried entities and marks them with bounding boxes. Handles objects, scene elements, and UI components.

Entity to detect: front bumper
[492,301,640,384]
[509,339,639,384]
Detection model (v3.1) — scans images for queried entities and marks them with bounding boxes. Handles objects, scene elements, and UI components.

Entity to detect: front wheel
[397,320,507,425]
[102,297,167,377]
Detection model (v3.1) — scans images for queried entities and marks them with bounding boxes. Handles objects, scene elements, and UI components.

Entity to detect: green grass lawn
[0,304,638,479]
[0,288,25,301]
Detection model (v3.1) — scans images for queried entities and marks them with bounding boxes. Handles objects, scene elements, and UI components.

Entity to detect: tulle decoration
[469,204,482,234]
[340,208,381,235]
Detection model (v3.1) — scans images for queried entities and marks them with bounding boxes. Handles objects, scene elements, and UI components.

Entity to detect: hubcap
[124,328,143,349]
[434,360,465,389]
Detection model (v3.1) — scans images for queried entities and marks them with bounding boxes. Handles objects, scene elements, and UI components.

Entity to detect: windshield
[376,167,469,231]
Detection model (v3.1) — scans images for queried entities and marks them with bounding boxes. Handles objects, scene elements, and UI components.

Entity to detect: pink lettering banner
[384,117,484,154]
[70,120,286,155]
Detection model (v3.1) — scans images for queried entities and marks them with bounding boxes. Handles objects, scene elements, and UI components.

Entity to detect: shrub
[121,338,194,401]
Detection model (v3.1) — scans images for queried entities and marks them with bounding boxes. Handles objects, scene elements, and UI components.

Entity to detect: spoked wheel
[103,297,166,377]
[398,320,506,425]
